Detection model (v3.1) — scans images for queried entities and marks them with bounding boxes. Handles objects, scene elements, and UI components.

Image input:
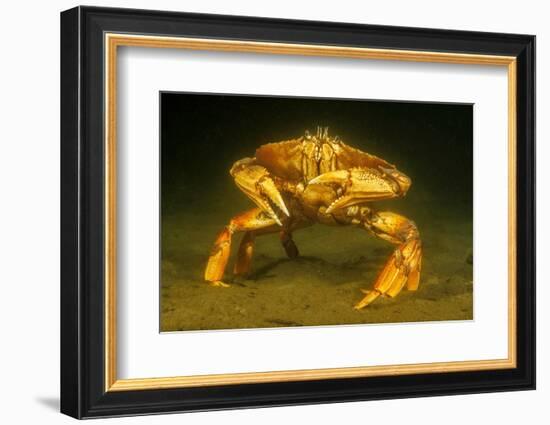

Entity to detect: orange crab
[204,127,422,309]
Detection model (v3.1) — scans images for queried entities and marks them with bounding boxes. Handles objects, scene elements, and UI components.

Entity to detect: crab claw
[231,161,289,225]
[309,167,409,213]
[256,176,290,225]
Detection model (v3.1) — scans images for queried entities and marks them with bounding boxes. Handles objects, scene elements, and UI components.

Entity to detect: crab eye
[304,130,311,139]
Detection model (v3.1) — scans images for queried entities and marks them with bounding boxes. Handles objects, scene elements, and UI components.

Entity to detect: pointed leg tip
[354,289,380,309]
[208,281,231,288]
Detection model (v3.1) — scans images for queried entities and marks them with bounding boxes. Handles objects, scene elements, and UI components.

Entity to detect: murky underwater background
[160,93,473,332]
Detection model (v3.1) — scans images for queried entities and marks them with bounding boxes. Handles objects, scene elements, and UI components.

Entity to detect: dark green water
[160,93,473,332]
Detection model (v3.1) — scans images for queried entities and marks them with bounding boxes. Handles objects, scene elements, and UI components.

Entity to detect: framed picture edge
[60,5,536,419]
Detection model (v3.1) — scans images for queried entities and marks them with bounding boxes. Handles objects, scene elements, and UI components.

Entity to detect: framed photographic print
[60,6,535,419]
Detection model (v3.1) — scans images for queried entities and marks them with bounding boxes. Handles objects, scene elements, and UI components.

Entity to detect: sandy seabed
[160,193,473,332]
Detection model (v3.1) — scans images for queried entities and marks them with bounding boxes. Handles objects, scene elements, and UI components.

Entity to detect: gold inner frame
[104,33,517,392]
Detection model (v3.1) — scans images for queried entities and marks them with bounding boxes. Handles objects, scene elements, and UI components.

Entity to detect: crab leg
[355,210,422,309]
[204,208,278,287]
[233,232,255,276]
[280,230,300,259]
[309,165,419,308]
[233,228,300,277]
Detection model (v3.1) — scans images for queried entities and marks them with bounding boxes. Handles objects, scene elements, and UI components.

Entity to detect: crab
[204,127,422,309]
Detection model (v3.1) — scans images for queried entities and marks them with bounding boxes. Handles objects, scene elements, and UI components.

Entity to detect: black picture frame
[60,5,535,419]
